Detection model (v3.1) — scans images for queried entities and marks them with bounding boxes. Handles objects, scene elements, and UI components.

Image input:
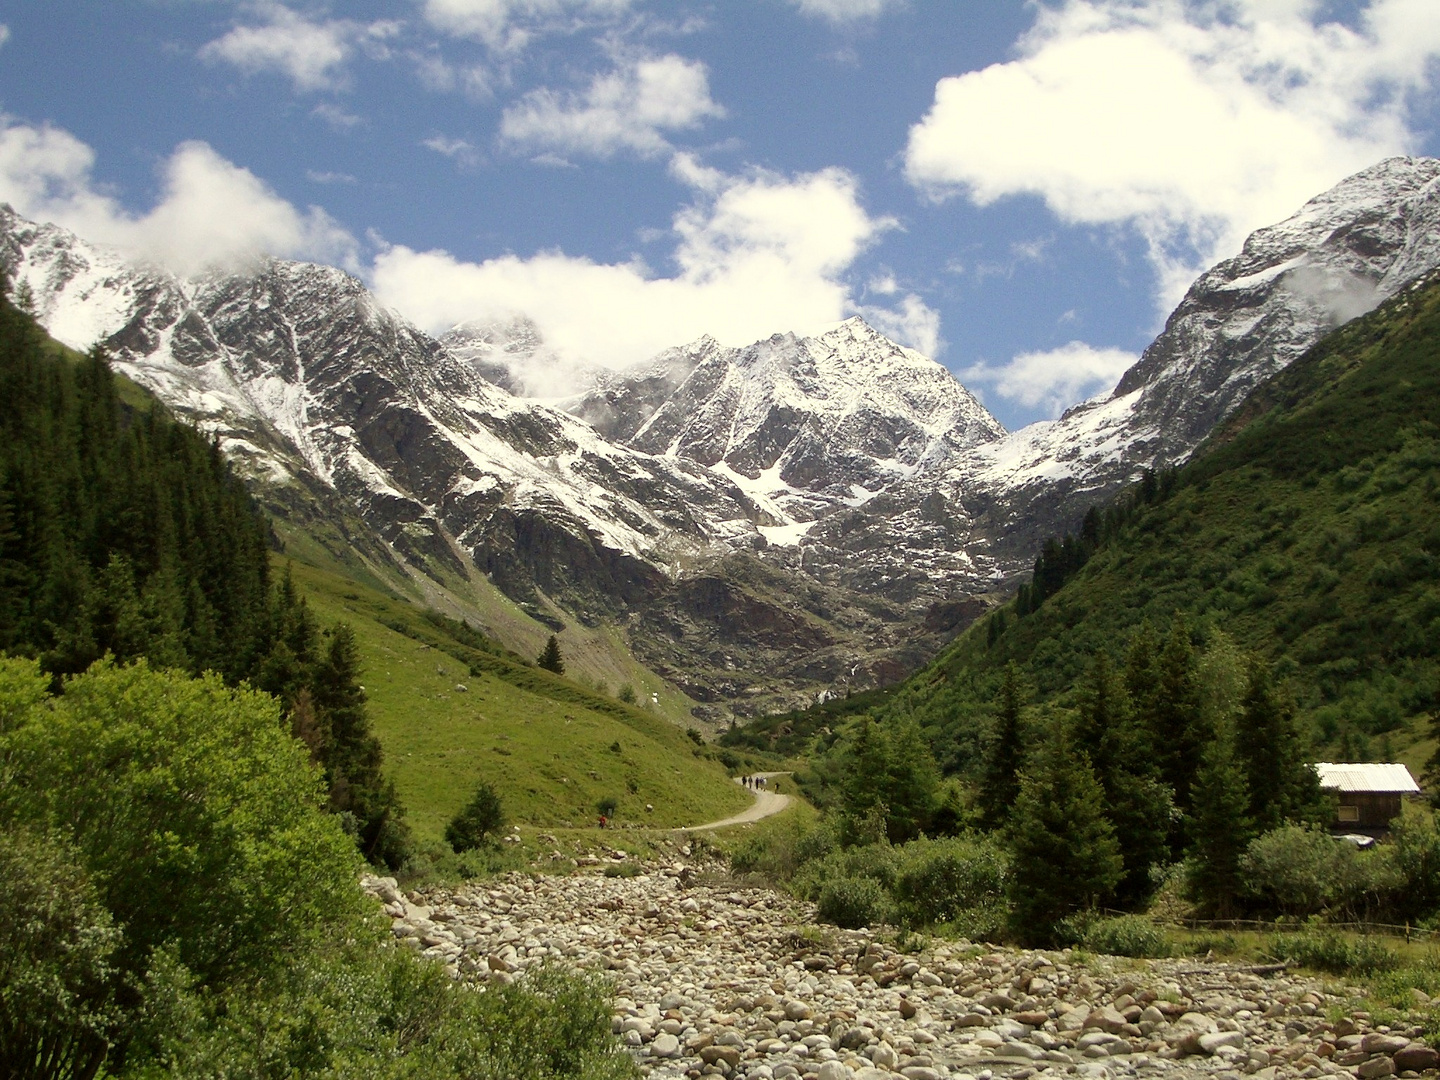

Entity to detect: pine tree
[310,622,408,865]
[881,716,940,843]
[1236,657,1328,831]
[1073,652,1172,906]
[537,634,565,674]
[842,716,892,844]
[1151,617,1204,810]
[1186,720,1253,915]
[1122,620,1160,754]
[1006,726,1123,941]
[979,664,1026,830]
[1423,710,1440,806]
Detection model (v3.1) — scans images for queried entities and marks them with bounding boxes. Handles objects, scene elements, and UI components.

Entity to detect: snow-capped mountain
[785,156,1440,580]
[4,155,1438,716]
[0,207,775,625]
[565,319,1006,537]
[944,154,1440,566]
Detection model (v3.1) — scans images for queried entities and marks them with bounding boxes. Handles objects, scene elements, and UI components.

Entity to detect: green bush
[446,782,506,853]
[1081,916,1172,958]
[793,842,900,902]
[893,836,1008,927]
[816,875,896,929]
[0,657,637,1080]
[1267,929,1399,975]
[1377,803,1440,923]
[0,658,366,990]
[0,829,125,1079]
[1240,825,1371,917]
[139,950,636,1080]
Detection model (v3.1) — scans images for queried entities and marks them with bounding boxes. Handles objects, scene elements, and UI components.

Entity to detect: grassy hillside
[863,271,1440,772]
[288,560,750,843]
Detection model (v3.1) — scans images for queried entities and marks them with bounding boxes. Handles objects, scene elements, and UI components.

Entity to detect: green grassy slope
[870,272,1440,771]
[288,560,750,842]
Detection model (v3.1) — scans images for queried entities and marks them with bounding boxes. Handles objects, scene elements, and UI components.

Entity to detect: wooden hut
[1314,762,1420,832]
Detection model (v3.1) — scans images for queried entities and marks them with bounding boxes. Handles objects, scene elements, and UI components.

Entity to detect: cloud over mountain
[904,0,1440,312]
[0,120,358,276]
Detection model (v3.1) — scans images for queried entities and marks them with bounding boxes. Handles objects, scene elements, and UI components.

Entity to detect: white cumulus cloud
[370,156,907,383]
[500,55,725,159]
[0,119,359,277]
[423,0,632,52]
[199,2,402,93]
[963,341,1137,417]
[789,0,900,23]
[851,293,942,358]
[904,0,1440,312]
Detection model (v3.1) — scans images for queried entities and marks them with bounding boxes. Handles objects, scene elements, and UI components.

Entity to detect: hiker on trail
[598,815,608,829]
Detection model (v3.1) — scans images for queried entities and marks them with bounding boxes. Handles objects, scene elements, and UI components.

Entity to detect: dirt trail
[683,772,791,831]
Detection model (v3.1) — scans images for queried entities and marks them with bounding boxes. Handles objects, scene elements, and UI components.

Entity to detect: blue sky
[1,1,1438,430]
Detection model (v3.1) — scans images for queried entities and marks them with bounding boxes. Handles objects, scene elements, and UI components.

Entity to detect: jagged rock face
[942,155,1440,566]
[5,156,1439,715]
[568,318,1006,524]
[0,206,771,613]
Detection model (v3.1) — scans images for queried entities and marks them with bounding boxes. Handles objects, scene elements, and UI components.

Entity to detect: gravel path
[687,774,793,831]
[364,855,1437,1080]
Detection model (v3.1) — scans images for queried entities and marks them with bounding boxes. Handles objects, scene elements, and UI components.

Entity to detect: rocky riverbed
[362,855,1438,1080]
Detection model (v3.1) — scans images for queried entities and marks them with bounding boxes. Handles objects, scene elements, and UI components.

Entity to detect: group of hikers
[740,774,768,790]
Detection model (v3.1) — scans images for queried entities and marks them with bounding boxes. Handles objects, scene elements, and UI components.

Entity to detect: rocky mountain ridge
[5,155,1439,716]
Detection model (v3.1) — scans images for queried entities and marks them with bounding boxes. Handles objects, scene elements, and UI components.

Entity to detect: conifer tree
[537,634,565,674]
[979,663,1026,830]
[1122,621,1160,753]
[1006,726,1122,941]
[1236,657,1328,831]
[1073,652,1171,906]
[1187,720,1253,915]
[1152,617,1204,809]
[1423,710,1440,806]
[841,716,892,844]
[446,781,506,852]
[880,716,940,843]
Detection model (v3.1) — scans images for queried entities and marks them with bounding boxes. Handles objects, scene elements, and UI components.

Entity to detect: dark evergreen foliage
[977,663,1025,830]
[0,296,409,867]
[0,299,271,680]
[1005,729,1122,941]
[1236,657,1330,832]
[537,634,565,674]
[1071,653,1172,906]
[1186,722,1254,915]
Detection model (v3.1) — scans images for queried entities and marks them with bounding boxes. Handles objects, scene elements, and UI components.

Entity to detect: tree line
[802,618,1331,941]
[0,288,408,867]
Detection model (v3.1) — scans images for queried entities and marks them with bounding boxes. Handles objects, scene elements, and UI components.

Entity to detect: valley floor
[365,861,1430,1080]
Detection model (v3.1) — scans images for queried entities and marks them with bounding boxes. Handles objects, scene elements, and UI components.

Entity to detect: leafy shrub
[1082,916,1172,958]
[1379,803,1440,923]
[816,875,896,929]
[446,782,506,853]
[0,658,366,990]
[892,836,1008,927]
[0,829,125,1079]
[793,842,900,902]
[1267,929,1399,975]
[1240,825,1370,917]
